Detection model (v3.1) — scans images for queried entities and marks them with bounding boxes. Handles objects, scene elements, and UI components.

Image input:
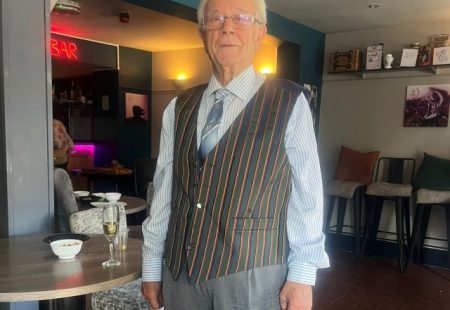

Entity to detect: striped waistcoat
[165,79,303,283]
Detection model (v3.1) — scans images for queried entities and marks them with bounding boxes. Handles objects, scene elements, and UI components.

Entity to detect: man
[126,105,147,122]
[142,0,329,309]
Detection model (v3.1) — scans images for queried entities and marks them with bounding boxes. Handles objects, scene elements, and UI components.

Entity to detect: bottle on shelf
[75,83,82,101]
[69,80,76,100]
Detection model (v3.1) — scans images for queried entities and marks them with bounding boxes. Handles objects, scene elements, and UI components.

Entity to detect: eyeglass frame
[201,14,263,30]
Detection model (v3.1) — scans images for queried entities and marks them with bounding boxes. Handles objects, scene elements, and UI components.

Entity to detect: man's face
[199,0,267,74]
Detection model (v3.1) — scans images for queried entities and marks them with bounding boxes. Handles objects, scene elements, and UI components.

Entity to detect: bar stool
[325,146,379,258]
[359,157,416,272]
[406,153,450,270]
[325,180,366,257]
[407,189,450,269]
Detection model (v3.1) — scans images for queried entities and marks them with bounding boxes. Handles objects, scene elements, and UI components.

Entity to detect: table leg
[39,296,85,310]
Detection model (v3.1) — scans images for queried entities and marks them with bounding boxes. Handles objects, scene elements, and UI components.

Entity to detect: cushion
[413,153,450,191]
[366,182,412,197]
[335,146,380,185]
[417,188,450,204]
[326,179,365,199]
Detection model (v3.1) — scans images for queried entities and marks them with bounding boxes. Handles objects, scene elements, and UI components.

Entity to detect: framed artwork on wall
[403,84,450,127]
[365,44,383,70]
[125,92,149,122]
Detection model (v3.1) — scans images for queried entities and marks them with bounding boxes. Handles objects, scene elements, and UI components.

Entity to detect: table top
[78,195,148,215]
[0,234,142,302]
[121,195,148,215]
[72,167,133,176]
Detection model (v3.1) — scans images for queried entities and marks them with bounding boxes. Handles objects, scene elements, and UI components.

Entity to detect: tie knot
[214,89,230,101]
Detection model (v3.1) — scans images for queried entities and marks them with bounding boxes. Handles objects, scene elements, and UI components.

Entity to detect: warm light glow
[73,143,95,157]
[176,73,187,80]
[253,44,277,77]
[260,66,274,75]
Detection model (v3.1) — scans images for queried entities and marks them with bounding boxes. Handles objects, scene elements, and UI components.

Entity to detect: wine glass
[102,204,121,268]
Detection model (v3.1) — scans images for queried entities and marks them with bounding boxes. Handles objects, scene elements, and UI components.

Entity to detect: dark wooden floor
[313,250,450,310]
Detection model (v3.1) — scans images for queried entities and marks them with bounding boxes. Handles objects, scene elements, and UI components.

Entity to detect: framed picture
[125,92,149,122]
[432,46,450,65]
[403,84,450,127]
[365,45,383,70]
[400,48,419,67]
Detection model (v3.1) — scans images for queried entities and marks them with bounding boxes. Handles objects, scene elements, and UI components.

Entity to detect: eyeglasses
[202,14,262,30]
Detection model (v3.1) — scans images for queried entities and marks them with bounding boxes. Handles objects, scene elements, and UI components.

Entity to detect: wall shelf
[325,64,450,81]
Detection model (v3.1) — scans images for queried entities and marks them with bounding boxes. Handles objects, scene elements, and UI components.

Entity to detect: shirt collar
[204,66,264,102]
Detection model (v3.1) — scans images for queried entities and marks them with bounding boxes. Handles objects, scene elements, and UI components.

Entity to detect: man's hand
[141,281,164,309]
[279,281,312,310]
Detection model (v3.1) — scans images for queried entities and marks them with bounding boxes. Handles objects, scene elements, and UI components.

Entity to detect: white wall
[320,21,450,248]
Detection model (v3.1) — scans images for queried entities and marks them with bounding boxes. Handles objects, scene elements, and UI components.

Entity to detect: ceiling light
[368,4,380,9]
[53,0,81,15]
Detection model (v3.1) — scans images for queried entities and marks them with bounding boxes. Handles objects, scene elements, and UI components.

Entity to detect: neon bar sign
[50,38,78,60]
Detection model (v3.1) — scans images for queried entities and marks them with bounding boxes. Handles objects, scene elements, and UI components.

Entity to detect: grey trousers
[162,264,287,310]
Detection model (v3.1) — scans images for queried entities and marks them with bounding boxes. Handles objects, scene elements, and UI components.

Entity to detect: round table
[78,195,148,215]
[0,234,142,302]
[121,195,148,215]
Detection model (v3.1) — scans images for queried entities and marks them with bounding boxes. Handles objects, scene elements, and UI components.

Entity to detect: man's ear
[255,24,267,48]
[198,28,209,54]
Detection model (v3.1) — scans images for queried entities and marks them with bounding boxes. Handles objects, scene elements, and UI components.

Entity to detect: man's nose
[221,16,235,32]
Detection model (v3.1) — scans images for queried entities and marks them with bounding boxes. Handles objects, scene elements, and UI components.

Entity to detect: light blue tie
[199,89,229,162]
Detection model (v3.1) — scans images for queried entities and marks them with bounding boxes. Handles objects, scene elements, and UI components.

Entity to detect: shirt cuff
[142,258,164,282]
[287,262,317,286]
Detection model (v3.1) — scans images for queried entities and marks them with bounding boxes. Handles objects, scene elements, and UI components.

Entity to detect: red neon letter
[50,39,60,56]
[68,43,78,60]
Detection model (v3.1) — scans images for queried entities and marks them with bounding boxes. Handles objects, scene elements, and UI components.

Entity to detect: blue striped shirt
[142,66,329,285]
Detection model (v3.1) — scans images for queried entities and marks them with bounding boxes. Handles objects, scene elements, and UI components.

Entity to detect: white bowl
[73,191,90,198]
[50,239,83,259]
[92,192,106,200]
[105,192,121,202]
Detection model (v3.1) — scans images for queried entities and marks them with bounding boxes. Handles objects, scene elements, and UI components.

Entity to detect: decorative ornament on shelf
[384,53,394,69]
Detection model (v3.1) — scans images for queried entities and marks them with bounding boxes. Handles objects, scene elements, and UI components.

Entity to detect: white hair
[197,0,267,28]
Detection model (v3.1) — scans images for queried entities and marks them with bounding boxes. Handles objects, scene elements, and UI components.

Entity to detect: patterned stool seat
[326,179,365,199]
[91,279,150,310]
[416,188,450,204]
[366,182,412,197]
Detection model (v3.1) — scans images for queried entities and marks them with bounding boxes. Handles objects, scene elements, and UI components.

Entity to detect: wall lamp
[171,73,189,89]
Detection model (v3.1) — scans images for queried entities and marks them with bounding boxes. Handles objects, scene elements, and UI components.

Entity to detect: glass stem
[109,241,114,261]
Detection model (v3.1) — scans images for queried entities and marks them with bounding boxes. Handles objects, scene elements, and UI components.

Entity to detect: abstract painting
[403,84,450,127]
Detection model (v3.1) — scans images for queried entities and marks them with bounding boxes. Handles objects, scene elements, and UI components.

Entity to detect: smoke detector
[53,0,81,15]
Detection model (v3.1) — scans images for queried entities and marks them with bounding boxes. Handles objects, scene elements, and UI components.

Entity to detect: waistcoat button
[196,203,203,209]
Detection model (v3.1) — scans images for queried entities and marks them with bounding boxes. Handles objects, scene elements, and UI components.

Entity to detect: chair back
[69,205,127,234]
[373,157,416,185]
[54,168,78,233]
[134,157,156,198]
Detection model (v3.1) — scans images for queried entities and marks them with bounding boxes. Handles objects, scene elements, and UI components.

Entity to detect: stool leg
[416,205,432,264]
[335,197,347,250]
[368,197,384,256]
[352,186,363,258]
[445,205,450,268]
[358,195,376,263]
[404,197,411,245]
[395,197,406,272]
[325,196,336,233]
[407,204,425,268]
